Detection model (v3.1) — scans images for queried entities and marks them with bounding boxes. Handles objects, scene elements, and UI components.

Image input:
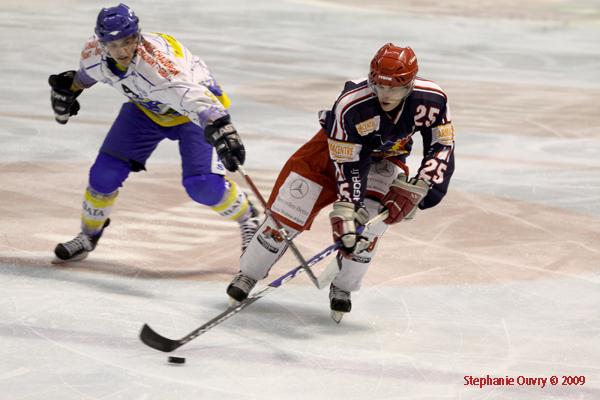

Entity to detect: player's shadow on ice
[56,258,233,281]
[202,298,372,340]
[0,253,233,279]
[0,255,233,298]
[1,256,212,298]
[0,259,156,298]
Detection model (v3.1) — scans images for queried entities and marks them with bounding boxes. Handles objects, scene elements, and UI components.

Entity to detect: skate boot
[239,200,260,252]
[329,283,351,323]
[53,219,110,264]
[227,272,257,305]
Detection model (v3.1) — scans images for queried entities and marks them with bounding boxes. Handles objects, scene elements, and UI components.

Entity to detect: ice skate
[329,283,351,323]
[52,219,110,264]
[239,200,260,252]
[227,272,257,305]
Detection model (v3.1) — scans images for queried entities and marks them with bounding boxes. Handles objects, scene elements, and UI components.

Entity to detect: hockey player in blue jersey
[49,3,259,263]
[227,43,456,322]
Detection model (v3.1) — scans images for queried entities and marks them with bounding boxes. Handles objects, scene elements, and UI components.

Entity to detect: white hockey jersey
[74,32,229,128]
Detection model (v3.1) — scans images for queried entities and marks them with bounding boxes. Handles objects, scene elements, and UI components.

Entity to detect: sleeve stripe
[332,84,375,140]
[414,78,447,100]
[85,62,101,70]
[434,145,453,162]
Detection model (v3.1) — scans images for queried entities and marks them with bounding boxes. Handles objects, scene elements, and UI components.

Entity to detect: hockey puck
[167,356,186,364]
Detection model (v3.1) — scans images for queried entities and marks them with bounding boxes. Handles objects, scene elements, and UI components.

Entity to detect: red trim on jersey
[413,79,447,100]
[338,93,373,140]
[332,83,373,141]
[434,146,453,162]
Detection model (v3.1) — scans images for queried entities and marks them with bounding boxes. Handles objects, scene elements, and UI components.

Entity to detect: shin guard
[332,198,388,292]
[239,216,298,280]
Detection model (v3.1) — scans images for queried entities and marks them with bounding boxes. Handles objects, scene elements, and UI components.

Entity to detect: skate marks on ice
[1,160,599,285]
[236,77,600,141]
[313,0,600,21]
[0,162,275,280]
[446,81,600,140]
[365,190,600,288]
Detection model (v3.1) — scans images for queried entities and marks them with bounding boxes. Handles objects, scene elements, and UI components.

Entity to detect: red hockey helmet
[369,43,418,87]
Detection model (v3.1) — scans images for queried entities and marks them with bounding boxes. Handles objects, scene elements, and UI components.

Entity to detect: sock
[211,177,252,223]
[81,186,118,236]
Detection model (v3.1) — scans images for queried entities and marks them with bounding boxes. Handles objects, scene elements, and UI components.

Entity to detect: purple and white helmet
[95,3,139,42]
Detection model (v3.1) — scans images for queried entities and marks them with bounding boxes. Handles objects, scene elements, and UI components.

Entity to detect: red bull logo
[262,226,284,243]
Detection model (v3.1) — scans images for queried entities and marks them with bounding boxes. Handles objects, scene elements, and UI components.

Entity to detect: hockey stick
[235,163,321,288]
[139,212,388,352]
[139,240,340,352]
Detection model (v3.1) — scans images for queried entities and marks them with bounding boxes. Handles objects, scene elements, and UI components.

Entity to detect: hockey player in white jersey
[49,3,259,262]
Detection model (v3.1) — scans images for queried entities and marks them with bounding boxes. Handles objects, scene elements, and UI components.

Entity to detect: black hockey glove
[204,115,245,172]
[48,70,82,124]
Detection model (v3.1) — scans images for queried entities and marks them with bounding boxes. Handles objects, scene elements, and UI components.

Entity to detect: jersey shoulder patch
[354,115,381,136]
[80,37,102,62]
[431,123,455,145]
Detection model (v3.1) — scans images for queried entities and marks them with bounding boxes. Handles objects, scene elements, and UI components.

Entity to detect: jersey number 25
[414,105,440,127]
[420,159,447,184]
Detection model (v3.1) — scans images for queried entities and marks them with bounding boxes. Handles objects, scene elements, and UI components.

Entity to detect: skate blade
[51,252,89,265]
[330,310,346,324]
[228,297,241,307]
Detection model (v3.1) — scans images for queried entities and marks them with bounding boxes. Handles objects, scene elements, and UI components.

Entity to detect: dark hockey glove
[329,201,369,253]
[48,70,82,124]
[204,115,245,172]
[382,175,429,224]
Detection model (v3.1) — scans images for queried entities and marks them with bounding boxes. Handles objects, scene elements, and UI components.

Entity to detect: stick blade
[139,323,180,352]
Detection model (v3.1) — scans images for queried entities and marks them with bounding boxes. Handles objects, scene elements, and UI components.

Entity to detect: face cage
[99,31,141,54]
[368,79,415,103]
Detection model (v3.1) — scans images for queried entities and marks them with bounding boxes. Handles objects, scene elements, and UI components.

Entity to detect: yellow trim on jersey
[217,91,231,109]
[134,103,191,127]
[115,62,127,72]
[205,89,220,106]
[155,32,184,58]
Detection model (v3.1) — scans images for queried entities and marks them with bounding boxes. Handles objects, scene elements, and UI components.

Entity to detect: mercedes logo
[289,179,309,199]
